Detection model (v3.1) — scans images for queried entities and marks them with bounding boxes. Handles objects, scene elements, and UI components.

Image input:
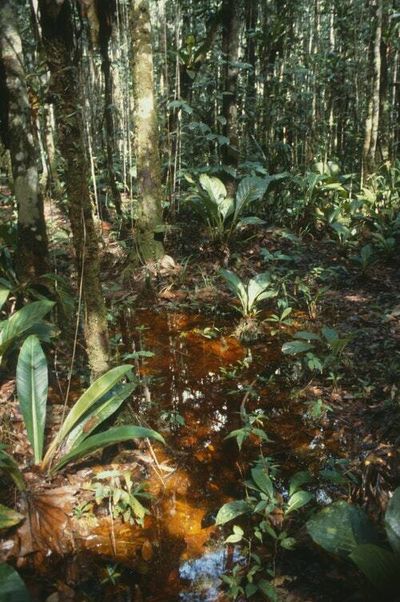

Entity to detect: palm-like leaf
[0,300,54,361]
[42,364,133,470]
[64,382,136,452]
[53,425,165,473]
[0,446,25,491]
[220,269,248,315]
[16,336,48,463]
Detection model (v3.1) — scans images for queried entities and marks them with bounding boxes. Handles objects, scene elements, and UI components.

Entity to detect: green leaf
[257,579,278,601]
[0,288,10,312]
[42,365,133,469]
[225,525,244,543]
[282,340,314,355]
[251,467,274,499]
[385,487,400,554]
[64,382,136,452]
[247,272,272,313]
[349,544,400,591]
[199,174,227,206]
[16,336,48,464]
[294,331,321,341]
[53,425,165,473]
[286,490,313,514]
[280,536,296,550]
[0,504,24,530]
[220,269,248,315]
[215,500,252,526]
[0,564,31,601]
[306,501,380,558]
[0,448,25,492]
[0,300,54,361]
[236,216,265,227]
[289,471,312,496]
[234,176,267,222]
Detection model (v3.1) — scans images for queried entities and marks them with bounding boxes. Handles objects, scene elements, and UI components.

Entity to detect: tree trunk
[0,0,49,284]
[363,0,383,177]
[130,0,165,264]
[221,0,241,168]
[39,0,109,378]
[96,0,122,217]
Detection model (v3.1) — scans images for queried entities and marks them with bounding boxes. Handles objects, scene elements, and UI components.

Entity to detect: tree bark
[221,0,241,168]
[130,0,165,264]
[363,0,383,177]
[0,0,49,284]
[96,0,122,217]
[39,0,109,378]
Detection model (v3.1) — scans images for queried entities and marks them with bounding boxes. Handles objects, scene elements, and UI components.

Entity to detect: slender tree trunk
[363,0,383,177]
[130,0,165,263]
[39,0,109,378]
[221,0,241,168]
[96,0,122,217]
[0,0,48,284]
[244,0,257,151]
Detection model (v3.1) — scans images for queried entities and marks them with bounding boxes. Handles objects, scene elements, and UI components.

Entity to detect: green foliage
[0,300,55,364]
[0,564,31,602]
[307,488,400,594]
[89,469,151,527]
[220,269,276,317]
[282,326,351,374]
[0,504,24,530]
[187,174,267,241]
[0,337,164,482]
[16,336,48,464]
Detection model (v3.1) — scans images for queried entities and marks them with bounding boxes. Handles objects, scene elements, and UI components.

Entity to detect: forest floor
[1,199,400,601]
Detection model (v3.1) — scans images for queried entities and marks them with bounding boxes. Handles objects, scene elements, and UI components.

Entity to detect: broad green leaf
[236,216,265,227]
[251,467,274,499]
[53,425,165,473]
[282,341,314,355]
[64,382,136,452]
[350,544,400,591]
[385,487,400,553]
[0,448,25,491]
[218,196,235,221]
[294,331,321,341]
[234,176,267,222]
[215,500,252,526]
[321,327,339,343]
[306,501,380,558]
[0,288,10,312]
[16,336,48,463]
[257,579,278,601]
[43,365,133,468]
[0,564,31,601]
[199,174,226,206]
[286,490,313,514]
[220,269,248,315]
[247,272,272,313]
[0,300,54,360]
[0,504,24,530]
[289,471,312,496]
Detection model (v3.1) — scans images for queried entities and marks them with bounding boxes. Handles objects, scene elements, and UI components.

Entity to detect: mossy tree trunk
[0,0,48,284]
[96,0,122,217]
[39,0,109,378]
[130,0,165,264]
[221,0,241,169]
[362,0,383,178]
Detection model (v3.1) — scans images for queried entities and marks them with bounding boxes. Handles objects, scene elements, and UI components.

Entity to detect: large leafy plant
[216,457,313,600]
[307,489,400,595]
[220,269,277,317]
[0,296,55,365]
[1,335,163,480]
[188,174,268,241]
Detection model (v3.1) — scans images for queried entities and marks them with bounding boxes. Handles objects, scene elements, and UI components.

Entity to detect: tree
[0,0,48,284]
[130,0,165,264]
[38,0,109,378]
